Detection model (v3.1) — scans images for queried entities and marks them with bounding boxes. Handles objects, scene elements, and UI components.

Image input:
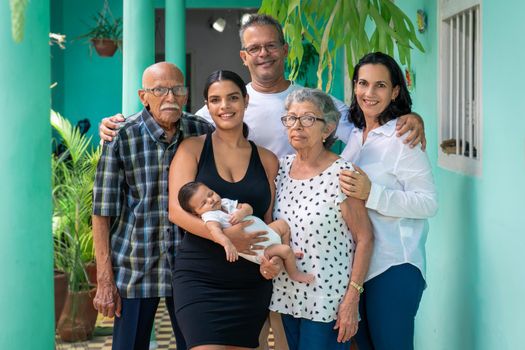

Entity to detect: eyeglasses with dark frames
[281,115,326,128]
[143,86,188,97]
[241,42,283,56]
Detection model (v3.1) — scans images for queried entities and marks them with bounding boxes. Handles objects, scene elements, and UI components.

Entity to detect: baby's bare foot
[289,271,315,284]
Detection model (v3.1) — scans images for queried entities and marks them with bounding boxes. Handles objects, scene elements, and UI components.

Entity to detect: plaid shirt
[92,108,213,298]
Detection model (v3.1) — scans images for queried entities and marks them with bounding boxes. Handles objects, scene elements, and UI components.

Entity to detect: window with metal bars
[439,1,482,175]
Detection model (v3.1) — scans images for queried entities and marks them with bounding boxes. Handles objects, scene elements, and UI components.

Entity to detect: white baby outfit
[201,198,281,264]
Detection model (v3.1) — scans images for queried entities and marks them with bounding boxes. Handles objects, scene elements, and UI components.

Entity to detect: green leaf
[287,0,301,16]
[261,0,424,91]
[51,109,101,289]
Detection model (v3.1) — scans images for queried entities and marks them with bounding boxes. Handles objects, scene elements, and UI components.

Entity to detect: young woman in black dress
[168,70,281,349]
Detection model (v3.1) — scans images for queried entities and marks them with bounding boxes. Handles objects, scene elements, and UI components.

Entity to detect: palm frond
[51,110,101,291]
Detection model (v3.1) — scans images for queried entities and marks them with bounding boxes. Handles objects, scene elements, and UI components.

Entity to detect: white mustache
[161,104,181,111]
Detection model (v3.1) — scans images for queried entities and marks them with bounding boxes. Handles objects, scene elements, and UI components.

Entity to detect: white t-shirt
[195,82,353,158]
[340,119,438,282]
[201,198,281,264]
[270,155,355,322]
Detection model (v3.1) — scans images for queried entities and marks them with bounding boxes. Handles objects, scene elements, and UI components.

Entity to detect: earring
[322,139,326,143]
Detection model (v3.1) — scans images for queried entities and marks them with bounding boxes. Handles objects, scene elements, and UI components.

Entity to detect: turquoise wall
[477,1,525,348]
[51,0,123,142]
[0,1,54,348]
[51,0,65,114]
[383,1,525,349]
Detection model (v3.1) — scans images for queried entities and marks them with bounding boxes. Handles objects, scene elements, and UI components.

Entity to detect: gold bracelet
[350,280,364,294]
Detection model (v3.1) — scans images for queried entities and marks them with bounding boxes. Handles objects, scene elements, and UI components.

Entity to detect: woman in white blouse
[339,52,438,350]
[270,88,374,350]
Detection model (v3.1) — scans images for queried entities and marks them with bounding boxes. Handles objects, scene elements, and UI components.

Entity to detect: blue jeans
[281,314,351,350]
[354,264,425,350]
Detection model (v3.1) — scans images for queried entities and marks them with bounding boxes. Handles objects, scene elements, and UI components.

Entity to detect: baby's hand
[224,242,239,262]
[229,212,244,225]
[294,251,305,259]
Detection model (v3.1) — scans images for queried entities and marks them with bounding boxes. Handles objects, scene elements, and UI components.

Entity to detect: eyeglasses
[143,86,188,97]
[242,42,282,56]
[281,115,326,128]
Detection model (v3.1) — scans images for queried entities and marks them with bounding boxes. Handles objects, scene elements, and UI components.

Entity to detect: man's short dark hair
[178,181,204,214]
[239,14,285,47]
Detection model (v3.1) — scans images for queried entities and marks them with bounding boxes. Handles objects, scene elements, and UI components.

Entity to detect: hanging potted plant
[51,110,102,341]
[79,0,122,57]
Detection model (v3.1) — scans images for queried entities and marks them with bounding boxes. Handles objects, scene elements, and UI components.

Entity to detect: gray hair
[284,88,341,149]
[239,14,285,48]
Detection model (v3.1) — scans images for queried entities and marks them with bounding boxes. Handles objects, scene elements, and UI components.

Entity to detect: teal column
[0,1,54,349]
[165,0,186,75]
[123,0,155,115]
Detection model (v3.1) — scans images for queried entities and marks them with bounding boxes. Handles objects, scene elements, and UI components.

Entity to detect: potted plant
[51,110,101,341]
[79,0,122,57]
[53,236,69,329]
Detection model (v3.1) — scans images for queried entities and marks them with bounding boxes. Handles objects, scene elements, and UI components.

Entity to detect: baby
[178,181,315,283]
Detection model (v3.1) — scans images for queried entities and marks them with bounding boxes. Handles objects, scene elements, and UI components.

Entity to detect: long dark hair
[349,52,412,129]
[203,70,249,137]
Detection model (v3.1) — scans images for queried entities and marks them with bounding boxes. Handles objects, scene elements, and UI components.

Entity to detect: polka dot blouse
[269,155,355,322]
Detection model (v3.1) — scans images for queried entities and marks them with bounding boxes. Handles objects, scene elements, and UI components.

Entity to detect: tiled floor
[55,300,177,350]
[55,300,275,349]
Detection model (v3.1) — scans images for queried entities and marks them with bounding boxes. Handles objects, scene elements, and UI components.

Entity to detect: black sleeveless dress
[173,133,273,348]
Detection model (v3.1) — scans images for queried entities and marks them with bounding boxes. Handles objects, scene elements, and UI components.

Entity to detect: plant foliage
[79,0,122,42]
[259,0,424,92]
[51,110,101,291]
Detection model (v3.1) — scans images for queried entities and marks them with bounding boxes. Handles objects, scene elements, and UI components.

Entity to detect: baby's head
[178,181,223,216]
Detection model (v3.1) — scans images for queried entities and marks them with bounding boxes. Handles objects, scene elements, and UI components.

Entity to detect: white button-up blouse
[340,119,438,282]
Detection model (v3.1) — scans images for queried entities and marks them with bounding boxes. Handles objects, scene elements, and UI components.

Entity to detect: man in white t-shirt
[193,15,354,158]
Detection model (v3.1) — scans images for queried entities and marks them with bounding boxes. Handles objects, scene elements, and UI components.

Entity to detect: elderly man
[91,62,213,350]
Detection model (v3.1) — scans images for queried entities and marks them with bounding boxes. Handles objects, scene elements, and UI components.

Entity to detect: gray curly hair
[284,88,340,149]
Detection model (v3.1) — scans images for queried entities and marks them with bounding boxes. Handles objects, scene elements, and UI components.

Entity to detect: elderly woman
[339,52,438,350]
[269,88,374,350]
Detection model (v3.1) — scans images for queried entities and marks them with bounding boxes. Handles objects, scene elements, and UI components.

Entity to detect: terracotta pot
[57,288,98,342]
[91,38,118,57]
[54,270,68,329]
[85,262,97,286]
